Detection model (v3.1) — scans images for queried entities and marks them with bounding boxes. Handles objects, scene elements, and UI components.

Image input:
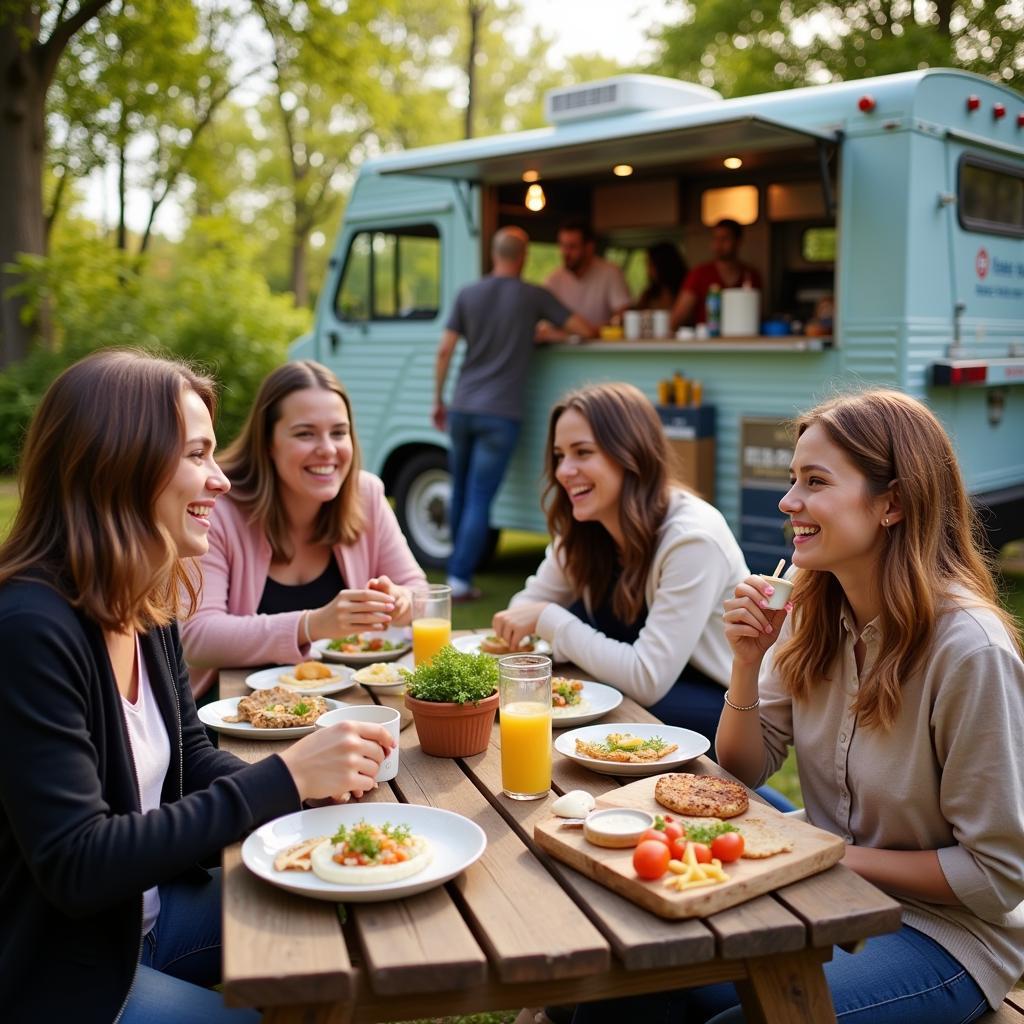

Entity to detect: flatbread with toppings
[225,686,328,728]
[278,661,341,688]
[274,835,329,872]
[654,773,749,819]
[575,732,679,764]
[310,820,432,885]
[735,817,794,858]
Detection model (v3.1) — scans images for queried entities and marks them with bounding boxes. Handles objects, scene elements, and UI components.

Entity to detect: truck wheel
[391,450,499,570]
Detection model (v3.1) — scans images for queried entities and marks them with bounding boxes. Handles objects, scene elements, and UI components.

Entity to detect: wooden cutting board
[534,775,845,919]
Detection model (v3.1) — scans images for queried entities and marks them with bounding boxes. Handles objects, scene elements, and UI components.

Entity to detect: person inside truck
[633,241,688,311]
[570,389,1024,1024]
[181,360,426,698]
[542,219,632,331]
[669,218,762,329]
[434,226,595,602]
[491,382,758,741]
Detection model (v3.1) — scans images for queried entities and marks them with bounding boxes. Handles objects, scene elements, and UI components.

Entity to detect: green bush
[404,645,499,704]
[0,217,311,471]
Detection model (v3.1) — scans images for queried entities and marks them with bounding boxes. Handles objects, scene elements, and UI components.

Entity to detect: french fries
[664,840,730,891]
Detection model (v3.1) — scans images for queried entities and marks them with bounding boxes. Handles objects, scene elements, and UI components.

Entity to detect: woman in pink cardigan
[182,361,426,697]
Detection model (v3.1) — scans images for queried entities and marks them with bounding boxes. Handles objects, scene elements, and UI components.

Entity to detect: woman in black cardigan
[0,350,394,1024]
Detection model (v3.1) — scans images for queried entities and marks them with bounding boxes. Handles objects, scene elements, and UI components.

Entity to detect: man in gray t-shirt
[433,227,594,599]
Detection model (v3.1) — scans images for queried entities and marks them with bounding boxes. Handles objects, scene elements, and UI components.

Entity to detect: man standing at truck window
[434,227,595,601]
[670,218,762,329]
[543,219,632,329]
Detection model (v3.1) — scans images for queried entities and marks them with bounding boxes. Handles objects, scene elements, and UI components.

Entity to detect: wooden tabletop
[218,632,901,1024]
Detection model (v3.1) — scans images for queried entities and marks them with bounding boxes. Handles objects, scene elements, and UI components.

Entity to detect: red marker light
[966,95,981,112]
[858,95,876,113]
[1018,113,1024,128]
[993,103,1006,120]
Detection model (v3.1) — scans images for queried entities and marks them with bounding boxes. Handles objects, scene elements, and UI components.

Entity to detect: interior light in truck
[723,157,743,169]
[522,169,540,183]
[525,183,547,211]
[612,164,634,177]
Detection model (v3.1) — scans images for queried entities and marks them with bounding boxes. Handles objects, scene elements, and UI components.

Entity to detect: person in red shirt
[670,219,762,329]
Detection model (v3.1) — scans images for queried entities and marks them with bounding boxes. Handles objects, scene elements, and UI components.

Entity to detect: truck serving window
[958,156,1024,238]
[336,224,441,321]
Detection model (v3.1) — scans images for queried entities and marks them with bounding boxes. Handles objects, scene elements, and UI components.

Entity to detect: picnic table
[218,630,904,1024]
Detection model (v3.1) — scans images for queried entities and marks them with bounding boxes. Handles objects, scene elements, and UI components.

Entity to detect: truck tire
[391,449,499,570]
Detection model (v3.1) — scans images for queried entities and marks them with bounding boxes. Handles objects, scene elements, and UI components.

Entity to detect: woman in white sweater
[492,382,756,742]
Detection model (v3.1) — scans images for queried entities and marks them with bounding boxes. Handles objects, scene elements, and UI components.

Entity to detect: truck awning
[375,115,840,183]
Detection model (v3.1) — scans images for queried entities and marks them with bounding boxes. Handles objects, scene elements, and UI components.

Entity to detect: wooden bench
[984,988,1024,1021]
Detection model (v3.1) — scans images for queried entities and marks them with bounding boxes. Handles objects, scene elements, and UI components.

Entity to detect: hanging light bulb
[524,182,546,211]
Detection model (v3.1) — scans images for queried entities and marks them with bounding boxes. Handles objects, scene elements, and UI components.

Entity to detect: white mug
[623,310,643,340]
[316,704,401,782]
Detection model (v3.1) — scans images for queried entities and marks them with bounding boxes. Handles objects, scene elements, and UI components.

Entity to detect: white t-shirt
[545,257,631,325]
[120,636,171,936]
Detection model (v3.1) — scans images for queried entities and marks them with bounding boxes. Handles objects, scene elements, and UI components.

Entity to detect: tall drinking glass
[411,584,452,667]
[498,654,552,800]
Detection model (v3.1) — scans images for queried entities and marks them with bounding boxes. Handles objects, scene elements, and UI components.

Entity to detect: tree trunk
[290,226,309,308]
[0,20,47,367]
[464,1,483,139]
[117,122,128,251]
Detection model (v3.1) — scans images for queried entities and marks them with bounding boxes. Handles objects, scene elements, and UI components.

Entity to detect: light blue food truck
[294,68,1024,571]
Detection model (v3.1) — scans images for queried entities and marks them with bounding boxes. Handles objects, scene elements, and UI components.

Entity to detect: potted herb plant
[404,646,499,757]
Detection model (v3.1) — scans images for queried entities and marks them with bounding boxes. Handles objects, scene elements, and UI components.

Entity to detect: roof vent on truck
[544,74,722,126]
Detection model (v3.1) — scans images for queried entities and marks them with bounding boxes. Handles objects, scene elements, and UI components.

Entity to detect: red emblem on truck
[976,248,990,279]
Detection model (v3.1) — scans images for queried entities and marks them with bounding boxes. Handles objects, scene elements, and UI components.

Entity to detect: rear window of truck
[336,224,441,321]
[958,156,1024,238]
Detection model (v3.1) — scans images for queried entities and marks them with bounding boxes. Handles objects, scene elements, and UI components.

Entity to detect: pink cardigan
[182,471,426,697]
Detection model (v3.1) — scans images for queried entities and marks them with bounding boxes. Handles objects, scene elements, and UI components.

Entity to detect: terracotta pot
[404,690,499,758]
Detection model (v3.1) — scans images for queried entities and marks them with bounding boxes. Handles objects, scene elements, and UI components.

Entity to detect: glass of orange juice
[498,654,552,800]
[411,584,452,666]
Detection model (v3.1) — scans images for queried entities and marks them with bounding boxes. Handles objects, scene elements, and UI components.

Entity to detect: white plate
[351,664,410,693]
[241,803,487,902]
[312,628,412,665]
[245,665,356,697]
[550,679,623,728]
[554,723,710,777]
[451,634,553,659]
[198,697,346,740]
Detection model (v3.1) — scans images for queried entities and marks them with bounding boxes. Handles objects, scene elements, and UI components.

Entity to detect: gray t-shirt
[446,275,570,420]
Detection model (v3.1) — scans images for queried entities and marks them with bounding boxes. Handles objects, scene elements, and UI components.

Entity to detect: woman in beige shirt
[570,389,1023,1024]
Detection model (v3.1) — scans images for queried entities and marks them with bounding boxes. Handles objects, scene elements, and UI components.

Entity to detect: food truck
[293,69,1024,571]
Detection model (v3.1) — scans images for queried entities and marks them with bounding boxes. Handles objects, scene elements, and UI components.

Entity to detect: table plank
[391,722,611,984]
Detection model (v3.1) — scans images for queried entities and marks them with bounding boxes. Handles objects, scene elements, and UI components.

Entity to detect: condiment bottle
[672,371,689,406]
[705,284,722,338]
[657,378,672,406]
[690,379,703,406]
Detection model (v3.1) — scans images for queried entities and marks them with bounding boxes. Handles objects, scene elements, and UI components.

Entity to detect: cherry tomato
[639,828,671,846]
[669,836,688,861]
[633,840,671,880]
[687,841,713,864]
[662,821,685,843]
[711,832,745,863]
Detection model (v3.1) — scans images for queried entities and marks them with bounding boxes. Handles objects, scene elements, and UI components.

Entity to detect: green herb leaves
[403,645,498,704]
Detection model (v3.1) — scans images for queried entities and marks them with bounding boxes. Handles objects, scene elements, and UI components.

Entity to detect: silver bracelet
[723,691,760,712]
[301,611,313,646]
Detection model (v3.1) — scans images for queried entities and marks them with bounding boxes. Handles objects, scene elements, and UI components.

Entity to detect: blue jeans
[121,868,259,1024]
[570,925,988,1024]
[447,410,520,583]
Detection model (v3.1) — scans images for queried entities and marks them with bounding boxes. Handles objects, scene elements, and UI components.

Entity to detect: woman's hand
[280,720,394,802]
[492,602,547,652]
[723,575,791,667]
[308,588,395,641]
[366,575,412,625]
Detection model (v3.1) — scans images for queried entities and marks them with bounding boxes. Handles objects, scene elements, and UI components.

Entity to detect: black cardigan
[0,578,301,1023]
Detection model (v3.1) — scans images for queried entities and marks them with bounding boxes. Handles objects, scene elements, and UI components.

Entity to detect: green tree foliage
[650,1,1024,97]
[0,216,310,470]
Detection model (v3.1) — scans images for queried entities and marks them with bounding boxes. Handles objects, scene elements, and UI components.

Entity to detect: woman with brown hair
[0,350,394,1024]
[492,381,750,740]
[181,360,425,698]
[574,389,1024,1024]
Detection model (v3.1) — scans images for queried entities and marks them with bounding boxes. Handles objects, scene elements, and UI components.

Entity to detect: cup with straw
[763,558,794,611]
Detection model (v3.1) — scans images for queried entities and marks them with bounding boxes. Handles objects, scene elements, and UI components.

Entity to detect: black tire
[391,449,499,570]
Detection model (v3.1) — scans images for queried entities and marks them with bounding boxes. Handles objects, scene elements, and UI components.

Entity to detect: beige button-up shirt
[756,598,1024,1008]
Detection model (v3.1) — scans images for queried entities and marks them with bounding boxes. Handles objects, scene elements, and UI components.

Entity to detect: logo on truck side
[976,248,989,279]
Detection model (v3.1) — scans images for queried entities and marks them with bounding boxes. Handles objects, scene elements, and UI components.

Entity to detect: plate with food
[554,724,710,777]
[451,633,553,659]
[245,661,356,697]
[241,803,488,902]
[313,628,411,665]
[351,661,409,693]
[550,677,622,728]
[198,690,345,739]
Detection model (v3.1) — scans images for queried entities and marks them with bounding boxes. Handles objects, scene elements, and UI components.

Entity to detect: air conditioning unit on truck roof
[544,74,722,125]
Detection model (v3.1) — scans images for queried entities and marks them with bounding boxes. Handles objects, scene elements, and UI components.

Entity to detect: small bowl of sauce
[583,808,655,849]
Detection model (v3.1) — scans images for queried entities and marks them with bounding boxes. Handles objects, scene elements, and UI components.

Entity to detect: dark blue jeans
[447,410,520,584]
[570,925,988,1024]
[121,867,259,1024]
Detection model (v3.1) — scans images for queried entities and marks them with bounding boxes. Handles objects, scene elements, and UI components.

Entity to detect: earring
[883,517,890,527]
